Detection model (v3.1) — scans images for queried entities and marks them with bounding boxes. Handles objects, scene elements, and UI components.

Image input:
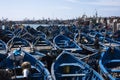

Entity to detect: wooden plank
[61,73,85,77]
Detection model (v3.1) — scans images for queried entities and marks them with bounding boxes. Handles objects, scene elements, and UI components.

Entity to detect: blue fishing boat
[7,37,47,60]
[7,37,32,53]
[13,28,22,36]
[0,30,14,43]
[14,28,28,37]
[88,31,97,39]
[53,34,82,52]
[0,40,7,54]
[51,51,104,80]
[32,36,54,52]
[102,37,120,47]
[74,32,94,44]
[99,47,120,80]
[34,31,46,39]
[25,26,46,38]
[21,32,35,43]
[0,48,52,80]
[0,40,8,62]
[74,32,105,52]
[88,31,105,42]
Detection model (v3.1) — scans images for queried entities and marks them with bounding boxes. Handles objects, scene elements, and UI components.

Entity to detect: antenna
[95,9,98,18]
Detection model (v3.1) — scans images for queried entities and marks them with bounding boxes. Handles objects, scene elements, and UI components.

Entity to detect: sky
[0,0,120,20]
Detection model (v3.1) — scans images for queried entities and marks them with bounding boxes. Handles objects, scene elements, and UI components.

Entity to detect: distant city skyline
[0,0,120,20]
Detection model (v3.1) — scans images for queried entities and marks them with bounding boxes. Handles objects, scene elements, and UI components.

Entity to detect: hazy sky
[0,0,120,20]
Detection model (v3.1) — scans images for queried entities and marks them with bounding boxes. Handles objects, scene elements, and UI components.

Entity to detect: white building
[117,23,120,30]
